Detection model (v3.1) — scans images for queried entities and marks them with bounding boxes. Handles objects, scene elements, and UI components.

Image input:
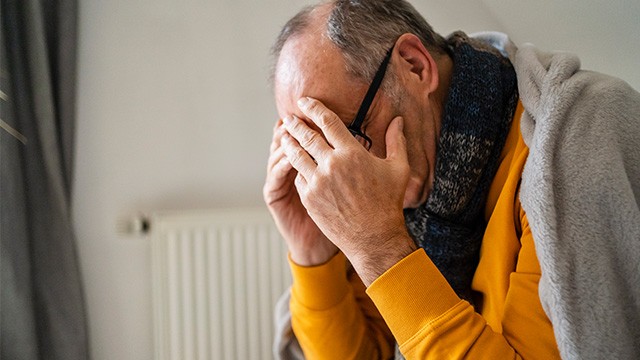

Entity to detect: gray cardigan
[495,33,640,359]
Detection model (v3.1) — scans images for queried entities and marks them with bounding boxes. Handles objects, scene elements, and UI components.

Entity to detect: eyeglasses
[347,44,395,150]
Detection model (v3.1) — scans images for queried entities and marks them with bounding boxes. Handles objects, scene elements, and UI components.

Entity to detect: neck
[404,53,453,208]
[432,53,454,137]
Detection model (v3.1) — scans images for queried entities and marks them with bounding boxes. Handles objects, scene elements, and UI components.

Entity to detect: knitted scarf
[403,32,519,302]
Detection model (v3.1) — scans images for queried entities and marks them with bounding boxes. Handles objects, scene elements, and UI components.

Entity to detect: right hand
[263,119,338,266]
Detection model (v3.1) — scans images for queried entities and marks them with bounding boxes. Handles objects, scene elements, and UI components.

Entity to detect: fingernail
[282,116,291,126]
[297,97,310,108]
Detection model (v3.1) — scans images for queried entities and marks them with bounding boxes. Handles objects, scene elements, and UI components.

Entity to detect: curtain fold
[1,0,88,359]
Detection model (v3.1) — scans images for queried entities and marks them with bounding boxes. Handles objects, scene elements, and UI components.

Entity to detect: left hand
[280,97,417,285]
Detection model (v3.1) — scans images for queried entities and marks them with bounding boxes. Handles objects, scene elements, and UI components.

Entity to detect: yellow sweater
[288,104,561,359]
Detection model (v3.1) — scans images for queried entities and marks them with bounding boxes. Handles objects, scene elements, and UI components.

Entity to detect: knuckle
[294,174,306,189]
[306,99,320,112]
[299,130,318,147]
[307,177,320,193]
[307,102,333,127]
[288,118,302,133]
[283,146,296,162]
[317,110,334,129]
[324,156,340,172]
[292,146,306,160]
[307,170,326,191]
[304,99,345,133]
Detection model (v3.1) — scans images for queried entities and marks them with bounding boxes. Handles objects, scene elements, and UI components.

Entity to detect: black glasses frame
[347,44,396,150]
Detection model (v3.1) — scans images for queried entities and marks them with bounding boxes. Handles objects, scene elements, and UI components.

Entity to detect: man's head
[272,0,448,88]
[272,0,453,207]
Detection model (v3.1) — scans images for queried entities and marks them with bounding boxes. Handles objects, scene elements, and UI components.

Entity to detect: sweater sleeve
[289,252,395,360]
[366,210,560,359]
[367,250,518,359]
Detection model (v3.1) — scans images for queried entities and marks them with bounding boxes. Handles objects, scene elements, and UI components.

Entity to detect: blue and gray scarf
[404,32,519,302]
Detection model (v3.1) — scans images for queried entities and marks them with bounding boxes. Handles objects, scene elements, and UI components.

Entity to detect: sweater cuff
[366,249,462,345]
[289,251,350,311]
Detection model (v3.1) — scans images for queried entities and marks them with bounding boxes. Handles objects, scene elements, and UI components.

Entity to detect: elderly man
[263,1,640,359]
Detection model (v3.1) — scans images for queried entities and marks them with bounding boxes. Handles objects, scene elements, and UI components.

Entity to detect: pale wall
[73,1,639,359]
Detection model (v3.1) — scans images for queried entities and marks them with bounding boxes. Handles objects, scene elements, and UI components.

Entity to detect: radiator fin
[151,208,291,360]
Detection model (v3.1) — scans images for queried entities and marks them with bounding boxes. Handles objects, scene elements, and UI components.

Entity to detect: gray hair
[271,0,449,85]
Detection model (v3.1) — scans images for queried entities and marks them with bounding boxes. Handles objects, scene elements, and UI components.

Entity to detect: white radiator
[150,207,291,360]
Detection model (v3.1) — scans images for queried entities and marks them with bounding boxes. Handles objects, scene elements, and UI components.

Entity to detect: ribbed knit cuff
[289,251,350,311]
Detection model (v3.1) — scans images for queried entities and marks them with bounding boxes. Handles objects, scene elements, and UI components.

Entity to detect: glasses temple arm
[350,45,395,129]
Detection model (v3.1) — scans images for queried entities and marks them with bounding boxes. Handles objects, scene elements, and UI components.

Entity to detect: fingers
[270,120,286,155]
[294,172,307,192]
[268,148,293,176]
[282,115,332,160]
[268,144,285,170]
[281,132,317,181]
[297,97,357,149]
[263,158,296,205]
[385,116,408,165]
[267,120,290,174]
[264,124,297,206]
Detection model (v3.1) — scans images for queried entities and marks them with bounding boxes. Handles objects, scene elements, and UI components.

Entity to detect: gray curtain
[1,0,89,359]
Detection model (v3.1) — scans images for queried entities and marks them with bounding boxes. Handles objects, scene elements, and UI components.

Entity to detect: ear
[393,33,440,94]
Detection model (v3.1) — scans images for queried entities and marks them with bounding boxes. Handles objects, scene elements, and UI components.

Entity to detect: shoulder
[512,44,640,147]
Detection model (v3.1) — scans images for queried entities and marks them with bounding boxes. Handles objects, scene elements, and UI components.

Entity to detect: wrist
[289,243,339,267]
[350,232,417,287]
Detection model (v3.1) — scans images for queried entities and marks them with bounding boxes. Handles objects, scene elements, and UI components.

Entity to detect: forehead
[274,35,366,123]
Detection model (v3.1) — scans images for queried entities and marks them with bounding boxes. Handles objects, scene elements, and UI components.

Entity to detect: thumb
[385,116,408,164]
